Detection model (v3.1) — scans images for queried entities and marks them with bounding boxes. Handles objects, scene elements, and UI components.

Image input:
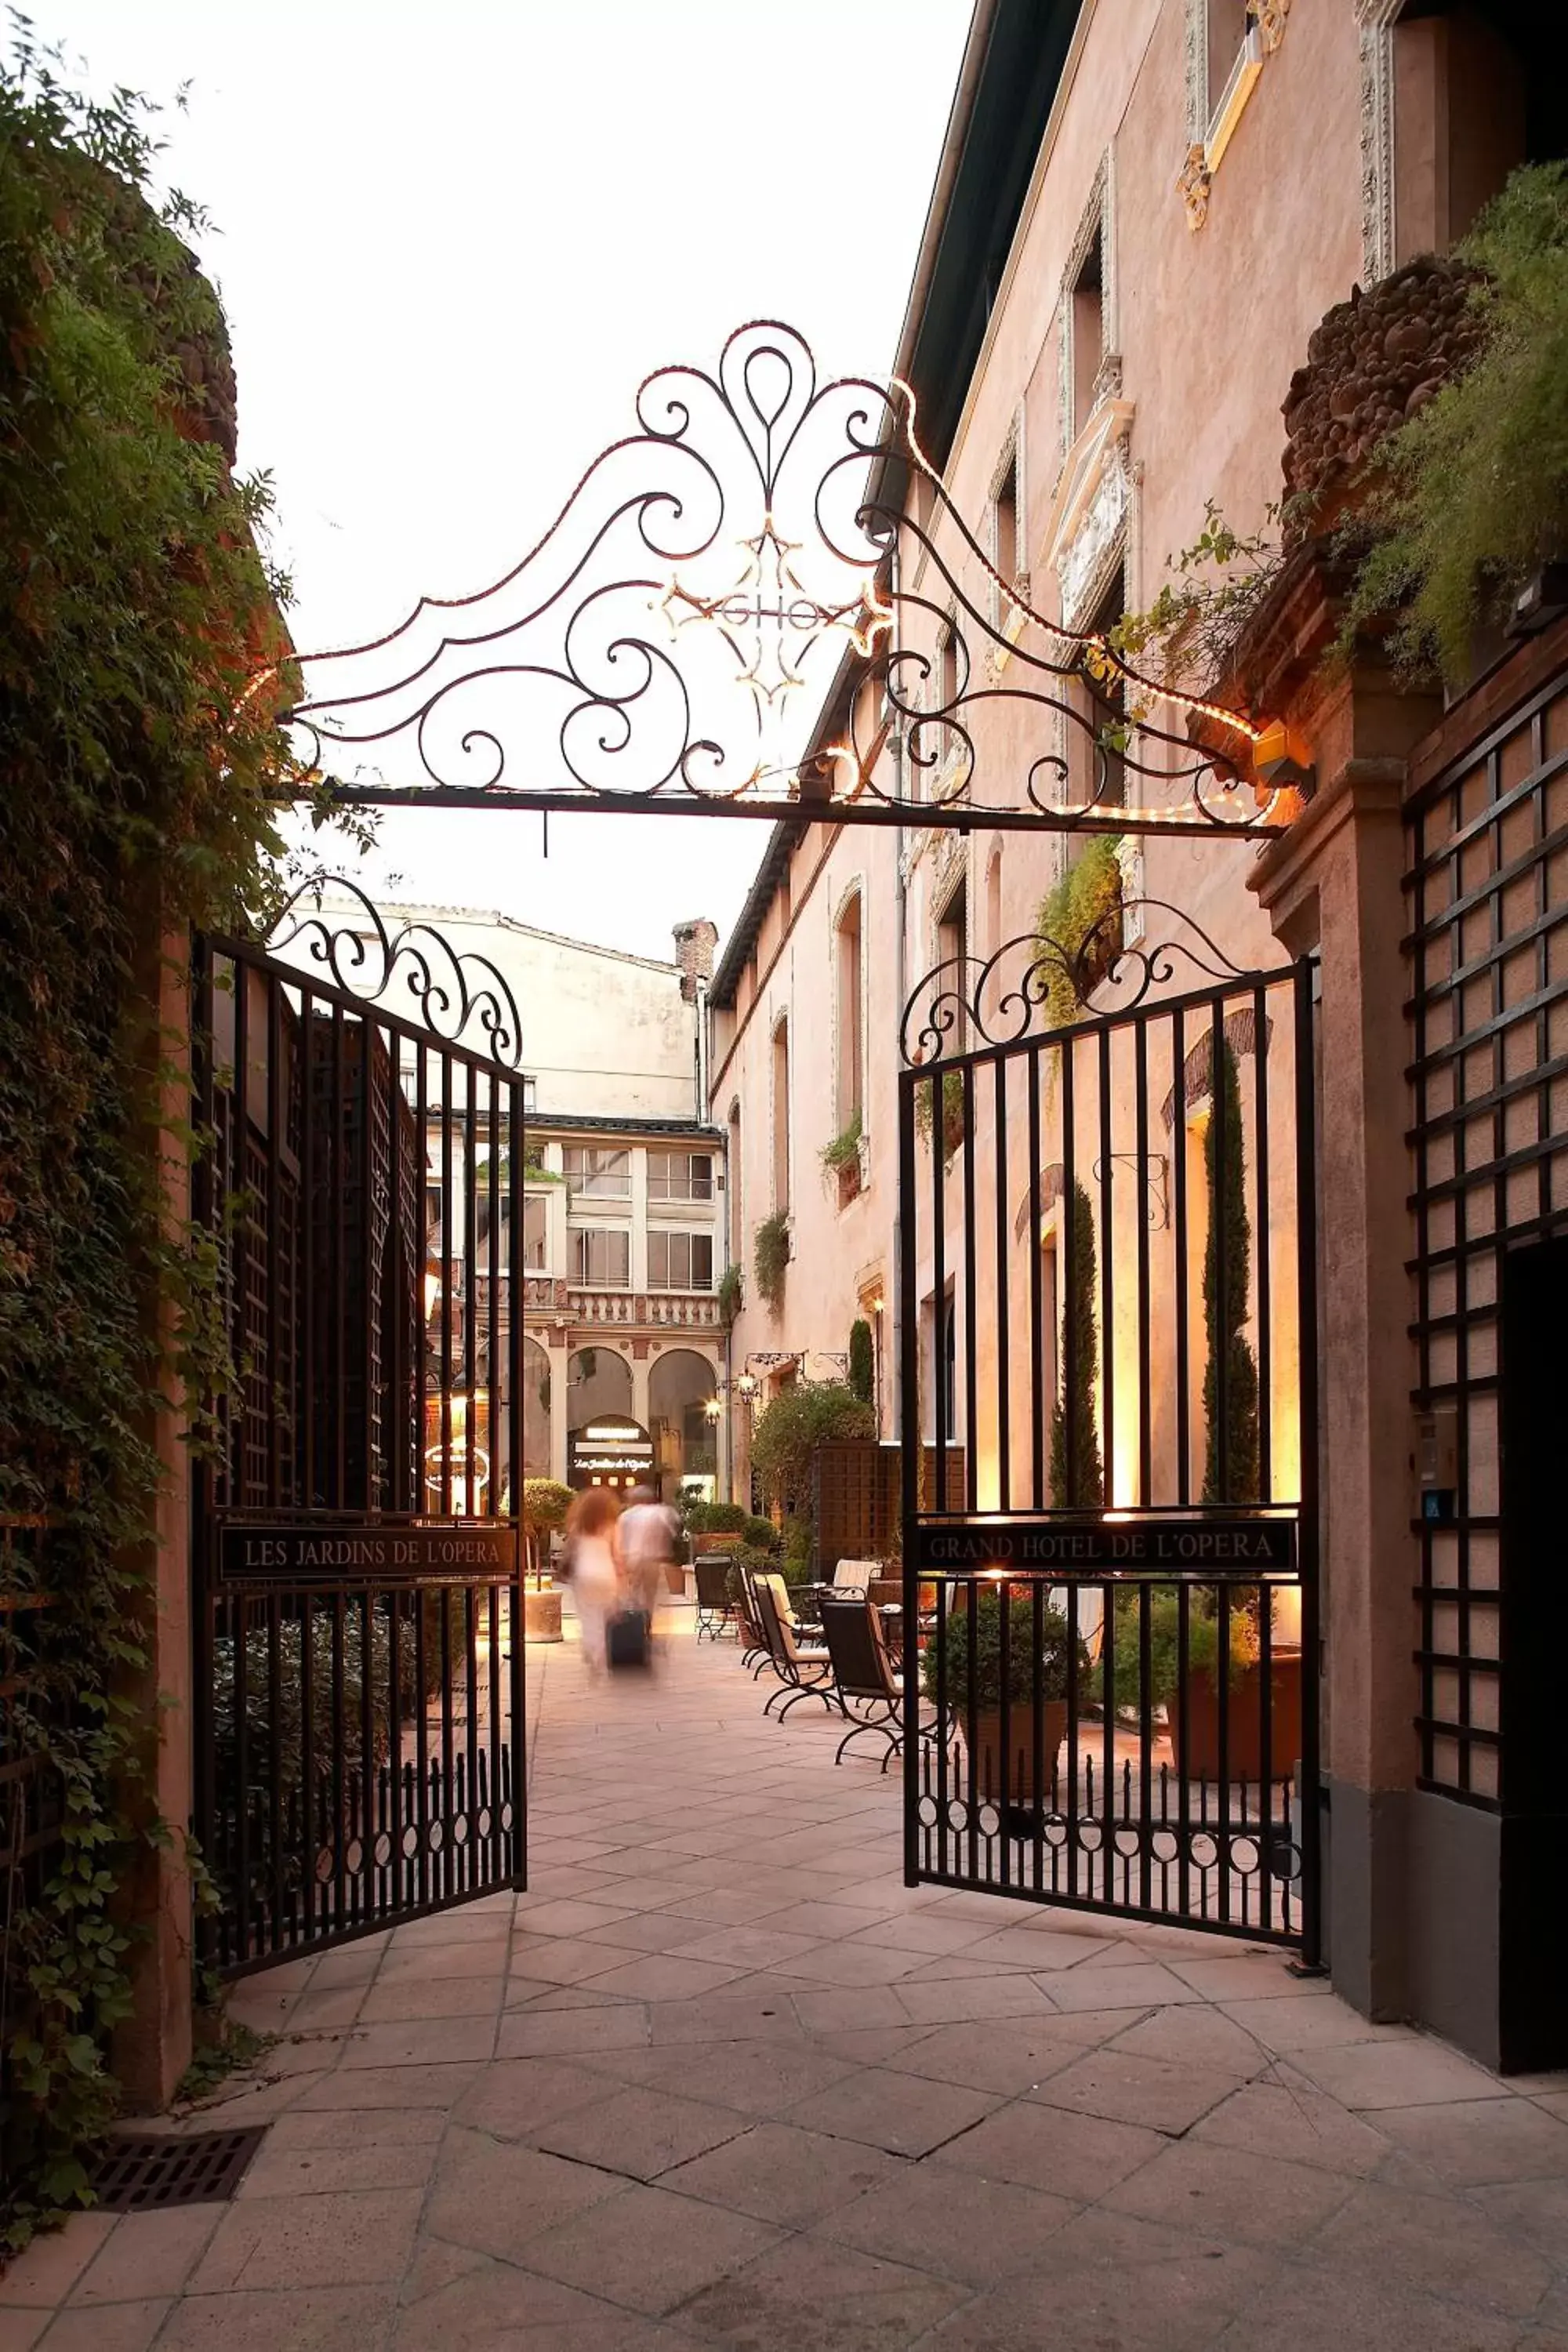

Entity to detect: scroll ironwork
[276,321,1291,840]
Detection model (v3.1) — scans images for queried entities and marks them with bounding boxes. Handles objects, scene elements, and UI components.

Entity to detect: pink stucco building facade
[710,0,1565,2069]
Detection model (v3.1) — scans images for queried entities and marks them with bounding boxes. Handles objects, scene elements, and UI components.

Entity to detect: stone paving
[5,1610,1568,2350]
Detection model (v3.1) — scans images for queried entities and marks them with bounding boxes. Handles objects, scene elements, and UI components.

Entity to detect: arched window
[567,1347,633,1431]
[835,892,863,1135]
[523,1336,551,1476]
[649,1348,718,1497]
[727,1098,742,1266]
[771,1018,790,1214]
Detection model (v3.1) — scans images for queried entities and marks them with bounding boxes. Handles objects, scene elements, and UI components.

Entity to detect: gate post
[114,911,198,2110]
[1247,575,1441,2020]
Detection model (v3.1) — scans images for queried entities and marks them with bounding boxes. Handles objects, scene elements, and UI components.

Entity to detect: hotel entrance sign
[909,1515,1298,1573]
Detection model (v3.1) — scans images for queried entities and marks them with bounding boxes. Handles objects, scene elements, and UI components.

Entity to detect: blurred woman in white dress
[565,1486,621,1671]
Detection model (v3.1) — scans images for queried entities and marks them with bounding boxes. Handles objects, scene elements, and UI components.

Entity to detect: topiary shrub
[741,1515,781,1552]
[1048,1183,1104,1508]
[521,1479,572,1583]
[683,1501,748,1535]
[848,1318,874,1403]
[1202,1043,1260,1505]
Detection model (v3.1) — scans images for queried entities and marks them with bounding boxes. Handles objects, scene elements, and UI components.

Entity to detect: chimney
[673,918,718,1005]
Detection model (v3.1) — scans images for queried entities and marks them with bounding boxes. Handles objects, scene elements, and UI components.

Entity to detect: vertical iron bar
[1138,1580,1153,1913]
[301,985,317,1509]
[1172,1007,1191,1508]
[962,1062,978,1515]
[931,1071,947,1514]
[899,1065,920,1888]
[1210,998,1229,1502]
[1253,984,1273,1501]
[994,1055,1010,1512]
[360,1016,376,1514]
[1061,1043,1078,1507]
[1027,1047,1044,1509]
[997,1577,1012,1889]
[1134,1016,1152,1506]
[333,1004,347,1511]
[1294,958,1323,1963]
[1216,1580,1232,1926]
[1098,1024,1115,1505]
[509,1071,528,1890]
[1029,1577,1045,1895]
[233,963,252,1960]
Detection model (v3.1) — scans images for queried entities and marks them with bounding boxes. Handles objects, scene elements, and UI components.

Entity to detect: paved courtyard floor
[5,1610,1568,2350]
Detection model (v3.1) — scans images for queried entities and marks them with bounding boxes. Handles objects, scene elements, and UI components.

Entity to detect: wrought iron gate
[191,887,528,1973]
[897,920,1320,1955]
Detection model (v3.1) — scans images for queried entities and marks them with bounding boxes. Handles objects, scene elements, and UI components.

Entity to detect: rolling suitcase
[606,1607,651,1669]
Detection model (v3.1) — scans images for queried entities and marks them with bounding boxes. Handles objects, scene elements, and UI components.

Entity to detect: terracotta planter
[524,1588,563,1644]
[662,1562,687,1596]
[967,1700,1069,1806]
[1173,1653,1302,1782]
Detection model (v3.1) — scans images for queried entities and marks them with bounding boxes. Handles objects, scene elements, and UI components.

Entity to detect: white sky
[38,0,972,961]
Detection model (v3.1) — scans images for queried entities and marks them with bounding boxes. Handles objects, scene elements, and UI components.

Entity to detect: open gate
[190,887,528,1973]
[897,924,1320,1956]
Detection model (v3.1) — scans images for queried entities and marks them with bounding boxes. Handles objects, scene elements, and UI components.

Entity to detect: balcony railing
[495,1272,719,1328]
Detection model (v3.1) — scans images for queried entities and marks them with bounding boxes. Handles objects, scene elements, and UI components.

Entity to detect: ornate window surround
[829,873,871,1186]
[1179,0,1293,230]
[1356,0,1401,285]
[1054,153,1119,480]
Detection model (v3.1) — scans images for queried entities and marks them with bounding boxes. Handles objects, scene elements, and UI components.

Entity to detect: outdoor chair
[754,1573,840,1719]
[694,1554,738,1642]
[733,1565,772,1675]
[819,1595,949,1771]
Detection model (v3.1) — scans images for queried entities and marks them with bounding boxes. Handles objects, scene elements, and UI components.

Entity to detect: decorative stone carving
[1178,143,1212,230]
[1280,256,1486,547]
[1356,0,1400,285]
[1042,399,1135,630]
[1058,436,1132,629]
[1254,0,1290,52]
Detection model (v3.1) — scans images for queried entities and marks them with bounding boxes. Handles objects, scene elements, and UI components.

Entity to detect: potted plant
[521,1478,572,1641]
[924,1584,1091,1805]
[1110,1586,1301,1783]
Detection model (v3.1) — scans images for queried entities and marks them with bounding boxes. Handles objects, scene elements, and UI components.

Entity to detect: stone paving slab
[5,1614,1568,2349]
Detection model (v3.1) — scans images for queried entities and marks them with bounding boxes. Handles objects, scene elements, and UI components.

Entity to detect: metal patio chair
[694,1553,737,1642]
[733,1563,772,1675]
[819,1595,950,1771]
[754,1573,840,1719]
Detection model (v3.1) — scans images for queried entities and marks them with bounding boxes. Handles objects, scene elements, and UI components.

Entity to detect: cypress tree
[848,1317,874,1403]
[1049,1181,1105,1507]
[1203,1040,1261,1502]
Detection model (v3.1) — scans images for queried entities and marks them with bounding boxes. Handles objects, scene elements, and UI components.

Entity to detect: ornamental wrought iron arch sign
[269,320,1301,840]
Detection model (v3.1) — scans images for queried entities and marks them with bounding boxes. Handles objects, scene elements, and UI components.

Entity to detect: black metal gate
[898,920,1320,1955]
[191,885,528,1972]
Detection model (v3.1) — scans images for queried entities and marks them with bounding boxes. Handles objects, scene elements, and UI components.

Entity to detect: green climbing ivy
[1035,836,1123,1029]
[0,42,322,2248]
[1343,164,1568,684]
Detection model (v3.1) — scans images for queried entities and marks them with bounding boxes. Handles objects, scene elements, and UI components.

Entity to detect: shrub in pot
[1109,1585,1301,1783]
[924,1585,1091,1805]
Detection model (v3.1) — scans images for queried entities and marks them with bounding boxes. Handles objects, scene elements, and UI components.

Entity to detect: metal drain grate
[89,2128,267,2212]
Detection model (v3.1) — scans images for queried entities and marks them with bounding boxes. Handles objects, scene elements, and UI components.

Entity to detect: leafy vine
[0,38,348,2247]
